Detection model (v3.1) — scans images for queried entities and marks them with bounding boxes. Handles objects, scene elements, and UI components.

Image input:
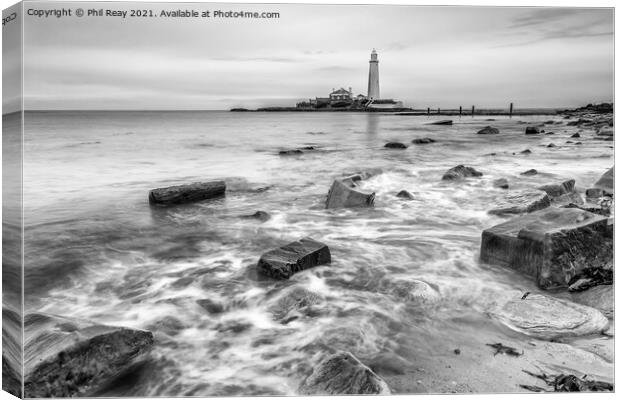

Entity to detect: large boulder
[487,190,550,215]
[538,179,583,205]
[325,177,375,209]
[299,352,390,395]
[24,313,154,398]
[480,207,611,289]
[149,181,225,206]
[571,285,613,318]
[257,237,331,280]
[490,293,608,340]
[477,126,499,135]
[441,165,483,180]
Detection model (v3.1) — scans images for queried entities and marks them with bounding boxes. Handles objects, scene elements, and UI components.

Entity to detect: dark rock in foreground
[491,293,608,339]
[442,165,483,180]
[149,181,226,206]
[396,190,414,200]
[488,190,550,215]
[299,352,390,395]
[257,237,331,280]
[480,207,611,289]
[384,142,407,149]
[326,177,375,209]
[412,137,435,144]
[24,313,154,398]
[521,169,538,176]
[477,126,499,135]
[428,120,453,125]
[493,178,509,189]
[525,126,540,134]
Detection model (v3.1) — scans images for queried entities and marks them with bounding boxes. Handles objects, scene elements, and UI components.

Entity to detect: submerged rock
[149,181,225,206]
[299,352,391,395]
[487,189,550,216]
[480,207,611,289]
[493,178,509,189]
[412,137,436,144]
[441,165,483,180]
[24,313,154,398]
[269,286,323,322]
[521,169,538,176]
[428,120,453,125]
[384,142,407,149]
[396,190,415,200]
[257,237,331,280]
[384,279,440,305]
[240,210,271,222]
[477,126,499,135]
[571,285,613,318]
[196,298,224,314]
[325,176,375,209]
[491,293,608,340]
[279,149,304,155]
[571,133,581,138]
[525,126,540,134]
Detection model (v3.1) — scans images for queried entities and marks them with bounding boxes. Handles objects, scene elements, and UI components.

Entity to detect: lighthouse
[367,49,380,100]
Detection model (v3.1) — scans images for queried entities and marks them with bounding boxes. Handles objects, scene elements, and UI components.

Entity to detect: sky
[4,1,615,111]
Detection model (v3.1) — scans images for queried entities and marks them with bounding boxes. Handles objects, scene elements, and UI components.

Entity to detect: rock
[149,181,226,206]
[428,120,453,125]
[269,286,323,322]
[412,137,436,144]
[521,169,538,176]
[562,201,611,217]
[520,149,532,154]
[493,178,509,189]
[2,356,21,398]
[525,126,540,134]
[396,190,414,200]
[385,142,407,149]
[325,177,375,209]
[480,207,611,289]
[441,165,483,180]
[477,126,499,135]
[384,279,440,305]
[257,237,331,280]
[490,293,608,340]
[299,352,391,395]
[545,131,555,135]
[240,211,271,222]
[597,128,613,136]
[343,168,383,181]
[24,313,154,398]
[568,290,614,321]
[571,133,581,138]
[590,166,614,196]
[537,179,583,205]
[487,190,550,216]
[547,143,556,148]
[566,141,573,144]
[279,149,304,155]
[197,298,224,314]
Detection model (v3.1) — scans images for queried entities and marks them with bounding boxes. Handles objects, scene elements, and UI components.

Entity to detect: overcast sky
[8,2,614,111]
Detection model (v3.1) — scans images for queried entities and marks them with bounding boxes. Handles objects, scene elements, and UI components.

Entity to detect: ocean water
[13,110,614,395]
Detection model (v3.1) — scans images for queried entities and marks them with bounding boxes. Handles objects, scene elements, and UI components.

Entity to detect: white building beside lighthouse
[367,49,380,100]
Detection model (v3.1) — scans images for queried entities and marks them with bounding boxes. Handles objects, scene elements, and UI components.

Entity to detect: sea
[3,110,614,395]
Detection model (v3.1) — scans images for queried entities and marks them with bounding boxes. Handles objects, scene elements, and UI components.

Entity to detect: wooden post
[459,106,462,116]
[509,102,513,118]
[427,107,430,116]
[471,105,475,116]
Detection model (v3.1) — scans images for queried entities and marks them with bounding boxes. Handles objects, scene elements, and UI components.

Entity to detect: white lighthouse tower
[367,49,380,100]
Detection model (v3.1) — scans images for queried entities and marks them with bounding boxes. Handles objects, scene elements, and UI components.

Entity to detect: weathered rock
[477,126,499,135]
[384,279,440,305]
[428,120,452,125]
[240,210,271,222]
[571,133,581,138]
[197,298,224,314]
[385,142,407,149]
[480,207,611,289]
[525,126,540,134]
[396,190,414,200]
[325,177,375,209]
[490,293,608,339]
[257,237,331,280]
[24,313,154,398]
[571,285,613,318]
[299,351,391,395]
[487,190,550,216]
[269,286,323,322]
[412,137,436,144]
[521,169,538,176]
[493,178,509,189]
[149,181,226,206]
[441,165,483,180]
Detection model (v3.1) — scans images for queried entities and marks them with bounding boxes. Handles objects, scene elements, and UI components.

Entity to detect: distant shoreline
[230,107,564,116]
